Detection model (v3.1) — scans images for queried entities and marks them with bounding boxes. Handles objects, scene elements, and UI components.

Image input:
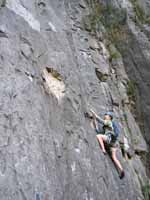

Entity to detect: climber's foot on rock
[102,150,107,155]
[119,170,125,179]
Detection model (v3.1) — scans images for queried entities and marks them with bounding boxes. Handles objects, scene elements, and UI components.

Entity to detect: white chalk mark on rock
[6,0,40,32]
[48,22,57,32]
[71,162,76,172]
[75,148,80,153]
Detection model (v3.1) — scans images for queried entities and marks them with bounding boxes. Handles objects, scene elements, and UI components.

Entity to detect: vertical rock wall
[0,0,149,199]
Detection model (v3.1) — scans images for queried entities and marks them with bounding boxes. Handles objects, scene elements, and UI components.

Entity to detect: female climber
[89,110,125,179]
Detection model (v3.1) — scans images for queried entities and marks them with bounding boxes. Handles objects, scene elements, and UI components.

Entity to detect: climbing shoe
[103,151,107,155]
[119,170,125,179]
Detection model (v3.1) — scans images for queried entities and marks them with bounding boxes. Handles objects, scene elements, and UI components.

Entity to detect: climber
[89,109,125,179]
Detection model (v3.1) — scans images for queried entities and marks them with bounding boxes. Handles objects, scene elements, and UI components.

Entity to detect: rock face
[0,0,149,200]
[114,0,150,146]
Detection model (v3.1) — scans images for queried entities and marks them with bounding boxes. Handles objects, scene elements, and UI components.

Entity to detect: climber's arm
[90,109,104,124]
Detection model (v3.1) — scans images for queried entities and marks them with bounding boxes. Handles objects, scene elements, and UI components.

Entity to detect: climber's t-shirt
[96,118,117,147]
[103,120,114,135]
[97,118,114,135]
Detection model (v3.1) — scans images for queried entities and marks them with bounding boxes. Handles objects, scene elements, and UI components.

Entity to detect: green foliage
[107,44,121,62]
[109,51,121,61]
[46,67,62,81]
[100,4,127,31]
[130,0,150,24]
[82,1,103,33]
[142,181,150,200]
[83,1,127,42]
[95,68,108,82]
[126,80,136,101]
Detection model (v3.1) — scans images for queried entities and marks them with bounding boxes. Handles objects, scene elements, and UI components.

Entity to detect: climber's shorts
[105,132,113,144]
[105,133,118,148]
[97,132,118,148]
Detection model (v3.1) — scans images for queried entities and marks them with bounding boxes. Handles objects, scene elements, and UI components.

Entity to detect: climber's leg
[111,147,125,179]
[96,134,107,154]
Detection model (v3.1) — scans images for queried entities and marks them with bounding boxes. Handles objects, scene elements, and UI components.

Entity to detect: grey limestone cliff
[0,0,149,200]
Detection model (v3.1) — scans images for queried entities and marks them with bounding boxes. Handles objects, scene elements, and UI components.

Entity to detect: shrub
[130,0,150,24]
[107,44,121,62]
[142,181,150,200]
[126,80,136,101]
[83,1,128,42]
